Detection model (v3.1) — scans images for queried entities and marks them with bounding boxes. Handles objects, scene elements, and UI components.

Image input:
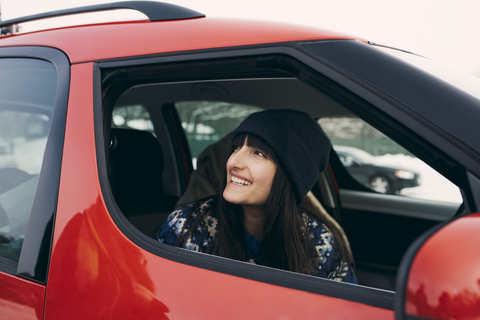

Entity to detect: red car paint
[0,273,44,319]
[0,18,358,63]
[406,213,480,320]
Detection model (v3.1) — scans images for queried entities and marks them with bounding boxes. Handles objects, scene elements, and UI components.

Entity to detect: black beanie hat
[232,109,331,204]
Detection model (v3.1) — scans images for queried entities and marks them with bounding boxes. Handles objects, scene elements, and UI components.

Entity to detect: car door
[58,48,394,319]
[0,47,69,319]
[41,64,393,319]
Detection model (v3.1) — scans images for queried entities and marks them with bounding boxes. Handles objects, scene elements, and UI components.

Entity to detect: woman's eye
[254,150,266,158]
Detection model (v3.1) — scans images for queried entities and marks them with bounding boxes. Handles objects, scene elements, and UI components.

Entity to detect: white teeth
[231,176,252,186]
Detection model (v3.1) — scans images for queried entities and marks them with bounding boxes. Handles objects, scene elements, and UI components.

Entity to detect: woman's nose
[228,148,247,169]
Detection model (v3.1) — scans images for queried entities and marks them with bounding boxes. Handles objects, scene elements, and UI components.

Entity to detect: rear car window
[0,58,56,261]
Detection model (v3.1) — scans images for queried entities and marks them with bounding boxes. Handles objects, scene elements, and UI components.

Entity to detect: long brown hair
[176,134,353,275]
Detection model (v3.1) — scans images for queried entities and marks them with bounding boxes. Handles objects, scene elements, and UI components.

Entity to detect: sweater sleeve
[156,197,218,253]
[305,214,357,284]
[156,202,196,246]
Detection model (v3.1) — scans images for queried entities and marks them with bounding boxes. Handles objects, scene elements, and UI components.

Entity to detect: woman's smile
[230,172,252,186]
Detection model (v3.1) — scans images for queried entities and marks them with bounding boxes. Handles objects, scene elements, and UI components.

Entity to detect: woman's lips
[230,172,252,186]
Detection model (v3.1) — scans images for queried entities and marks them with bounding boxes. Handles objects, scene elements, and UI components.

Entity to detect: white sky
[1,0,479,75]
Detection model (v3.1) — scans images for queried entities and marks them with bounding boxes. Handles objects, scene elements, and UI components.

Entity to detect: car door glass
[0,58,56,261]
[319,117,462,204]
[175,101,262,167]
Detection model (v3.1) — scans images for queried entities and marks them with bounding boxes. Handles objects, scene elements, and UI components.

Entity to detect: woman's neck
[242,205,266,239]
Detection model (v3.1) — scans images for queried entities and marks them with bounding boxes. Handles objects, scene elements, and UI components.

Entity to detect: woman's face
[223,137,276,209]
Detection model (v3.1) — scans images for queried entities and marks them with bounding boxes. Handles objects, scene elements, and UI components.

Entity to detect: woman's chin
[223,188,244,205]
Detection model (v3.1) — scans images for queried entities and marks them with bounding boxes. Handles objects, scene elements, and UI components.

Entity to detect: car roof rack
[0,1,205,28]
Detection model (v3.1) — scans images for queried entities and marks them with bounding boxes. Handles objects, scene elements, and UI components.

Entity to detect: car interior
[101,54,461,292]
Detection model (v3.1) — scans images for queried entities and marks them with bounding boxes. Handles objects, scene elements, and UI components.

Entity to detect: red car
[0,2,479,319]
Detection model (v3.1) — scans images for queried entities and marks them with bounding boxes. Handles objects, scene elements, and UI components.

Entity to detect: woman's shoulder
[302,211,357,283]
[301,212,336,264]
[302,211,333,238]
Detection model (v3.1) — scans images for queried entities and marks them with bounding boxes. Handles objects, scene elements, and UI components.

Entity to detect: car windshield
[372,45,480,101]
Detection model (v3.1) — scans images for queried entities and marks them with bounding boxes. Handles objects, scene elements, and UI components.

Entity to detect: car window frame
[94,42,474,311]
[0,46,70,284]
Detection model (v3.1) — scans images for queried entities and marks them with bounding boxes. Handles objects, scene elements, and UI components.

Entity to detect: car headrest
[109,128,166,214]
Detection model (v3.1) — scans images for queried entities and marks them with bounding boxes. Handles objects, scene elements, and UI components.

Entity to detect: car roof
[0,15,360,63]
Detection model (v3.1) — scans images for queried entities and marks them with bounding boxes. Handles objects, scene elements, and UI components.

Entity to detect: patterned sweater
[157,196,357,283]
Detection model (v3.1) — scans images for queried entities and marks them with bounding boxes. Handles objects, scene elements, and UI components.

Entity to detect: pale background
[0,0,479,76]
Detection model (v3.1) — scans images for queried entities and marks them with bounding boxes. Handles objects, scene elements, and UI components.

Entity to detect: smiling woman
[157,109,356,282]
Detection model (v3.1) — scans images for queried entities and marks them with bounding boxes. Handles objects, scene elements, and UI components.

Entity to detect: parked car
[0,2,479,320]
[334,146,420,194]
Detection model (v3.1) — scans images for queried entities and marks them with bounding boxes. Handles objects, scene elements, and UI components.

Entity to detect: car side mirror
[395,213,480,320]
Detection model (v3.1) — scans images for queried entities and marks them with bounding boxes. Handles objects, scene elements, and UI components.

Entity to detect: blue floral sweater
[157,196,357,283]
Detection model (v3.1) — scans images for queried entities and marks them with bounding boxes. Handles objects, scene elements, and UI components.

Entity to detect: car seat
[109,128,178,238]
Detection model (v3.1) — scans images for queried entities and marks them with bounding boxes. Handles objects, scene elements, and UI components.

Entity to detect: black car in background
[334,146,420,194]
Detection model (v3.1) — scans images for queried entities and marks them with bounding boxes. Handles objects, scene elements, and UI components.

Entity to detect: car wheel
[369,175,391,194]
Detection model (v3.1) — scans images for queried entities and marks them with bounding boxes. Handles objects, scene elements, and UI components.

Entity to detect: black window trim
[93,42,474,311]
[0,46,70,284]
